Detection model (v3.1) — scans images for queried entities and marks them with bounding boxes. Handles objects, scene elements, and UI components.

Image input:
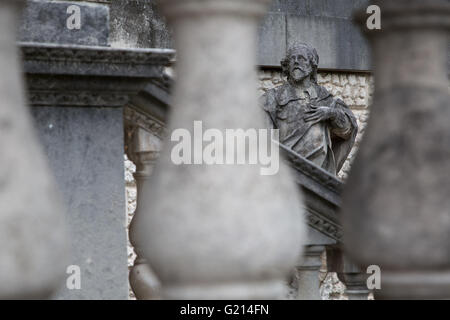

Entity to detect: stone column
[0,0,67,299]
[326,247,369,300]
[342,0,450,299]
[295,245,324,300]
[137,0,305,299]
[127,126,162,299]
[339,272,370,300]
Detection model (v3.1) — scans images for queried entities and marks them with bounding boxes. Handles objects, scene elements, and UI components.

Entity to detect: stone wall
[107,0,371,70]
[109,0,172,49]
[124,155,137,300]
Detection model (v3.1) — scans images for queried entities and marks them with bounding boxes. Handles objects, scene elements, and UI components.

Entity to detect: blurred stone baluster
[0,0,67,299]
[342,0,450,299]
[126,126,162,299]
[138,0,305,299]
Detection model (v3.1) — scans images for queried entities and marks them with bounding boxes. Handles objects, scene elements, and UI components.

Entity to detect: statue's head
[281,43,319,84]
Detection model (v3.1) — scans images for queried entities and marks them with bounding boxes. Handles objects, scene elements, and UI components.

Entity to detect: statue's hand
[304,105,336,124]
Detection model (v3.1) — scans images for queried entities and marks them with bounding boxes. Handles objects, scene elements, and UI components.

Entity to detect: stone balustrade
[2,0,449,301]
[342,0,450,299]
[131,0,306,299]
[125,111,164,300]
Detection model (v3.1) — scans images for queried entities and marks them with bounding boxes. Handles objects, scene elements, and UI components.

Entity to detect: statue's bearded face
[288,48,313,82]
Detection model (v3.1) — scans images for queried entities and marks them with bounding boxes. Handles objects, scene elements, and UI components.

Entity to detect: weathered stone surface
[125,125,163,300]
[269,0,369,17]
[31,107,128,299]
[257,13,286,67]
[305,0,369,19]
[20,0,109,46]
[285,15,370,70]
[21,42,174,110]
[342,0,450,299]
[0,0,68,300]
[124,155,137,297]
[107,0,371,70]
[268,0,308,13]
[109,0,172,49]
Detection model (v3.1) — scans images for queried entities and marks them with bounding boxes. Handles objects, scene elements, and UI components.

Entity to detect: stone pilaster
[342,0,450,299]
[137,0,306,299]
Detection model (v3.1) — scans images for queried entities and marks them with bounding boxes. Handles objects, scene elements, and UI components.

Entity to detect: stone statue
[260,43,358,175]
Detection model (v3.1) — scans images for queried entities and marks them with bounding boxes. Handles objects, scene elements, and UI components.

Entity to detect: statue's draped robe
[261,83,358,175]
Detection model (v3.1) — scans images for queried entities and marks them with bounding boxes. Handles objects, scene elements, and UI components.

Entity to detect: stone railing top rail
[281,144,342,202]
[281,144,343,242]
[20,42,175,62]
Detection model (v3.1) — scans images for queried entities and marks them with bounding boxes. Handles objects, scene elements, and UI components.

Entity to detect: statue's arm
[259,90,277,129]
[329,99,356,139]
